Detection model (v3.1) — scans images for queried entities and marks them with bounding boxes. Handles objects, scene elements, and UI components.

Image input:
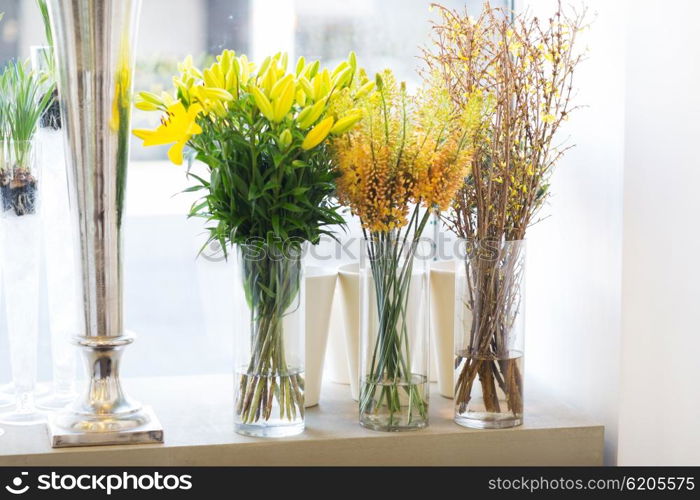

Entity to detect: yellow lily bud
[232,57,242,82]
[270,74,294,101]
[257,56,272,80]
[295,56,306,76]
[225,67,238,94]
[278,52,288,72]
[306,60,320,79]
[354,81,376,100]
[198,86,233,101]
[250,85,275,121]
[332,61,349,78]
[135,100,159,111]
[348,51,357,74]
[272,79,296,122]
[332,66,353,89]
[297,98,326,129]
[278,128,293,149]
[320,69,331,98]
[261,64,278,95]
[312,70,328,101]
[297,77,313,98]
[330,110,363,135]
[160,91,176,106]
[138,91,162,105]
[295,89,306,107]
[296,106,313,126]
[301,116,334,150]
[203,68,221,89]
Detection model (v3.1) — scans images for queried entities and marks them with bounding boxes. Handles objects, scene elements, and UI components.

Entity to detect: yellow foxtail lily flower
[302,116,334,150]
[133,102,203,165]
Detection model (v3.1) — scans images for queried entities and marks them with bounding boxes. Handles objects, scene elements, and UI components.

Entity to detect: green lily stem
[236,247,305,425]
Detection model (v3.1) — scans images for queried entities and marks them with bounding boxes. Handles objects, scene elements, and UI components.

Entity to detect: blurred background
[1,0,699,466]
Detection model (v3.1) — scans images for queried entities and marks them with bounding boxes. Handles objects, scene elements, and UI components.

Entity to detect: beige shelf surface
[0,374,604,466]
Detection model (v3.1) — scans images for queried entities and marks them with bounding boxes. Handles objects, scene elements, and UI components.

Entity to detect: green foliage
[187,93,346,258]
[0,60,55,167]
[35,0,56,76]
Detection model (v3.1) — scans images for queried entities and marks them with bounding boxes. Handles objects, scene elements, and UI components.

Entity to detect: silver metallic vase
[46,0,163,447]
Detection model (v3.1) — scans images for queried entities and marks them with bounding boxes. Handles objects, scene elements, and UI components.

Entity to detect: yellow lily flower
[133,102,203,165]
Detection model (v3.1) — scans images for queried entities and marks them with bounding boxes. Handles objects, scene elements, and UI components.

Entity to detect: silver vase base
[48,405,164,448]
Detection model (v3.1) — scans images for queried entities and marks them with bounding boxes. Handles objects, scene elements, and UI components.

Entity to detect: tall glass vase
[454,239,525,429]
[31,45,77,410]
[359,232,430,431]
[233,242,305,437]
[0,140,45,425]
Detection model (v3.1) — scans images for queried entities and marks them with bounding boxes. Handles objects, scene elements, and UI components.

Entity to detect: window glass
[0,0,507,378]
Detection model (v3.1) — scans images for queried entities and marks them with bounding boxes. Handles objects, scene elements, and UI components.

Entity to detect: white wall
[518,0,626,465]
[618,0,700,466]
[522,0,700,465]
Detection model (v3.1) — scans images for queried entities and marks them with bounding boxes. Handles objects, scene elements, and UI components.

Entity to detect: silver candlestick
[46,0,163,447]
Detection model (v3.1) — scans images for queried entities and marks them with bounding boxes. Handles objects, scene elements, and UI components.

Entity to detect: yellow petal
[132,129,153,140]
[167,138,188,165]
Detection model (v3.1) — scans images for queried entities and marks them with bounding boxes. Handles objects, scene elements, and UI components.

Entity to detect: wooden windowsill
[0,374,604,466]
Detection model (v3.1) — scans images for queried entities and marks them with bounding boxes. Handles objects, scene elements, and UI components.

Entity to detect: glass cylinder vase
[454,239,525,429]
[233,242,305,437]
[359,232,430,431]
[31,45,78,410]
[0,140,45,425]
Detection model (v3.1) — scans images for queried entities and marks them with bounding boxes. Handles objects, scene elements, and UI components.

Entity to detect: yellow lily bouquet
[331,69,471,430]
[133,50,371,435]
